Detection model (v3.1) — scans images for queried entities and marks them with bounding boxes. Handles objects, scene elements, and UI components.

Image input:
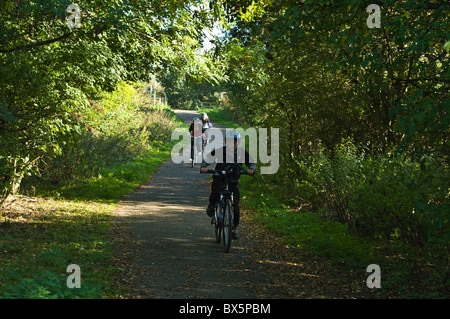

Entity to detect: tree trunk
[0,158,25,207]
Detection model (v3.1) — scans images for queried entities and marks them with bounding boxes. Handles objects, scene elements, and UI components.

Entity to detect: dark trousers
[209,175,240,228]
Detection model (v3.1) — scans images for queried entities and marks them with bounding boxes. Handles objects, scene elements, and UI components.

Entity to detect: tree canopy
[213,0,449,161]
[0,0,228,202]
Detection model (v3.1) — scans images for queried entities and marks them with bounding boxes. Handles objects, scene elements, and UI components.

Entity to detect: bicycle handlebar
[202,169,253,176]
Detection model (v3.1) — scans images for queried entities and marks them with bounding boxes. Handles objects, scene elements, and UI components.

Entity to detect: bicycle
[202,166,251,253]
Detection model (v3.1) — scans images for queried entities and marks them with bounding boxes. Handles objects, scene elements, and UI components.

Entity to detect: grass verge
[239,175,449,298]
[43,143,173,201]
[240,176,378,268]
[0,143,174,298]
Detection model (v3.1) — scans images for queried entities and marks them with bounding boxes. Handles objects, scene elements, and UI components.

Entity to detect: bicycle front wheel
[222,199,233,253]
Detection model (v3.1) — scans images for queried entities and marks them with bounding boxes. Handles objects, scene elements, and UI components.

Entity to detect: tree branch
[393,77,450,83]
[0,32,73,54]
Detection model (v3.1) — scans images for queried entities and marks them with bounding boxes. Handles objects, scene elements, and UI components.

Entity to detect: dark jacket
[201,145,256,181]
[189,119,213,136]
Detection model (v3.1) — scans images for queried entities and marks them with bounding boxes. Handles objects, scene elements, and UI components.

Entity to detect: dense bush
[297,141,449,252]
[36,82,179,185]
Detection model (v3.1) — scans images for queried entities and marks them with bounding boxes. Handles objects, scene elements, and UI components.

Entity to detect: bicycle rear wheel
[222,199,233,253]
[214,202,222,243]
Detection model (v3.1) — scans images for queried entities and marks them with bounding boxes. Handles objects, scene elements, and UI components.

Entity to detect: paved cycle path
[116,110,269,298]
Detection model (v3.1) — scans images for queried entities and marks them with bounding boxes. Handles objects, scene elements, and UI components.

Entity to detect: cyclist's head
[225,129,241,151]
[193,117,200,121]
[201,113,208,121]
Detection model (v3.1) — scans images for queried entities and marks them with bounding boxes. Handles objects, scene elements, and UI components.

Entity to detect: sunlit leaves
[0,0,229,202]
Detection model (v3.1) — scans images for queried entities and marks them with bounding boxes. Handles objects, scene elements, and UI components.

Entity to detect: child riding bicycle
[200,130,256,240]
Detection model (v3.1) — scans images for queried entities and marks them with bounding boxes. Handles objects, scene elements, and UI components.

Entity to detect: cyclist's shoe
[206,203,215,217]
[232,228,239,240]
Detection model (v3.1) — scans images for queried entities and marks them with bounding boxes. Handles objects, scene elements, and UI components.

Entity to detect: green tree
[0,0,226,204]
[268,0,449,159]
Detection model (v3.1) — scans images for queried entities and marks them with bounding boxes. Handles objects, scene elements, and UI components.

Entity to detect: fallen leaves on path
[238,208,381,299]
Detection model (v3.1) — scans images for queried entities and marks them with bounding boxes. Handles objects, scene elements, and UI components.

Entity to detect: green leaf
[444,41,450,52]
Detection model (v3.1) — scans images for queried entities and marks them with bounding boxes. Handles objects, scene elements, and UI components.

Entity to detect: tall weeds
[34,82,179,185]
